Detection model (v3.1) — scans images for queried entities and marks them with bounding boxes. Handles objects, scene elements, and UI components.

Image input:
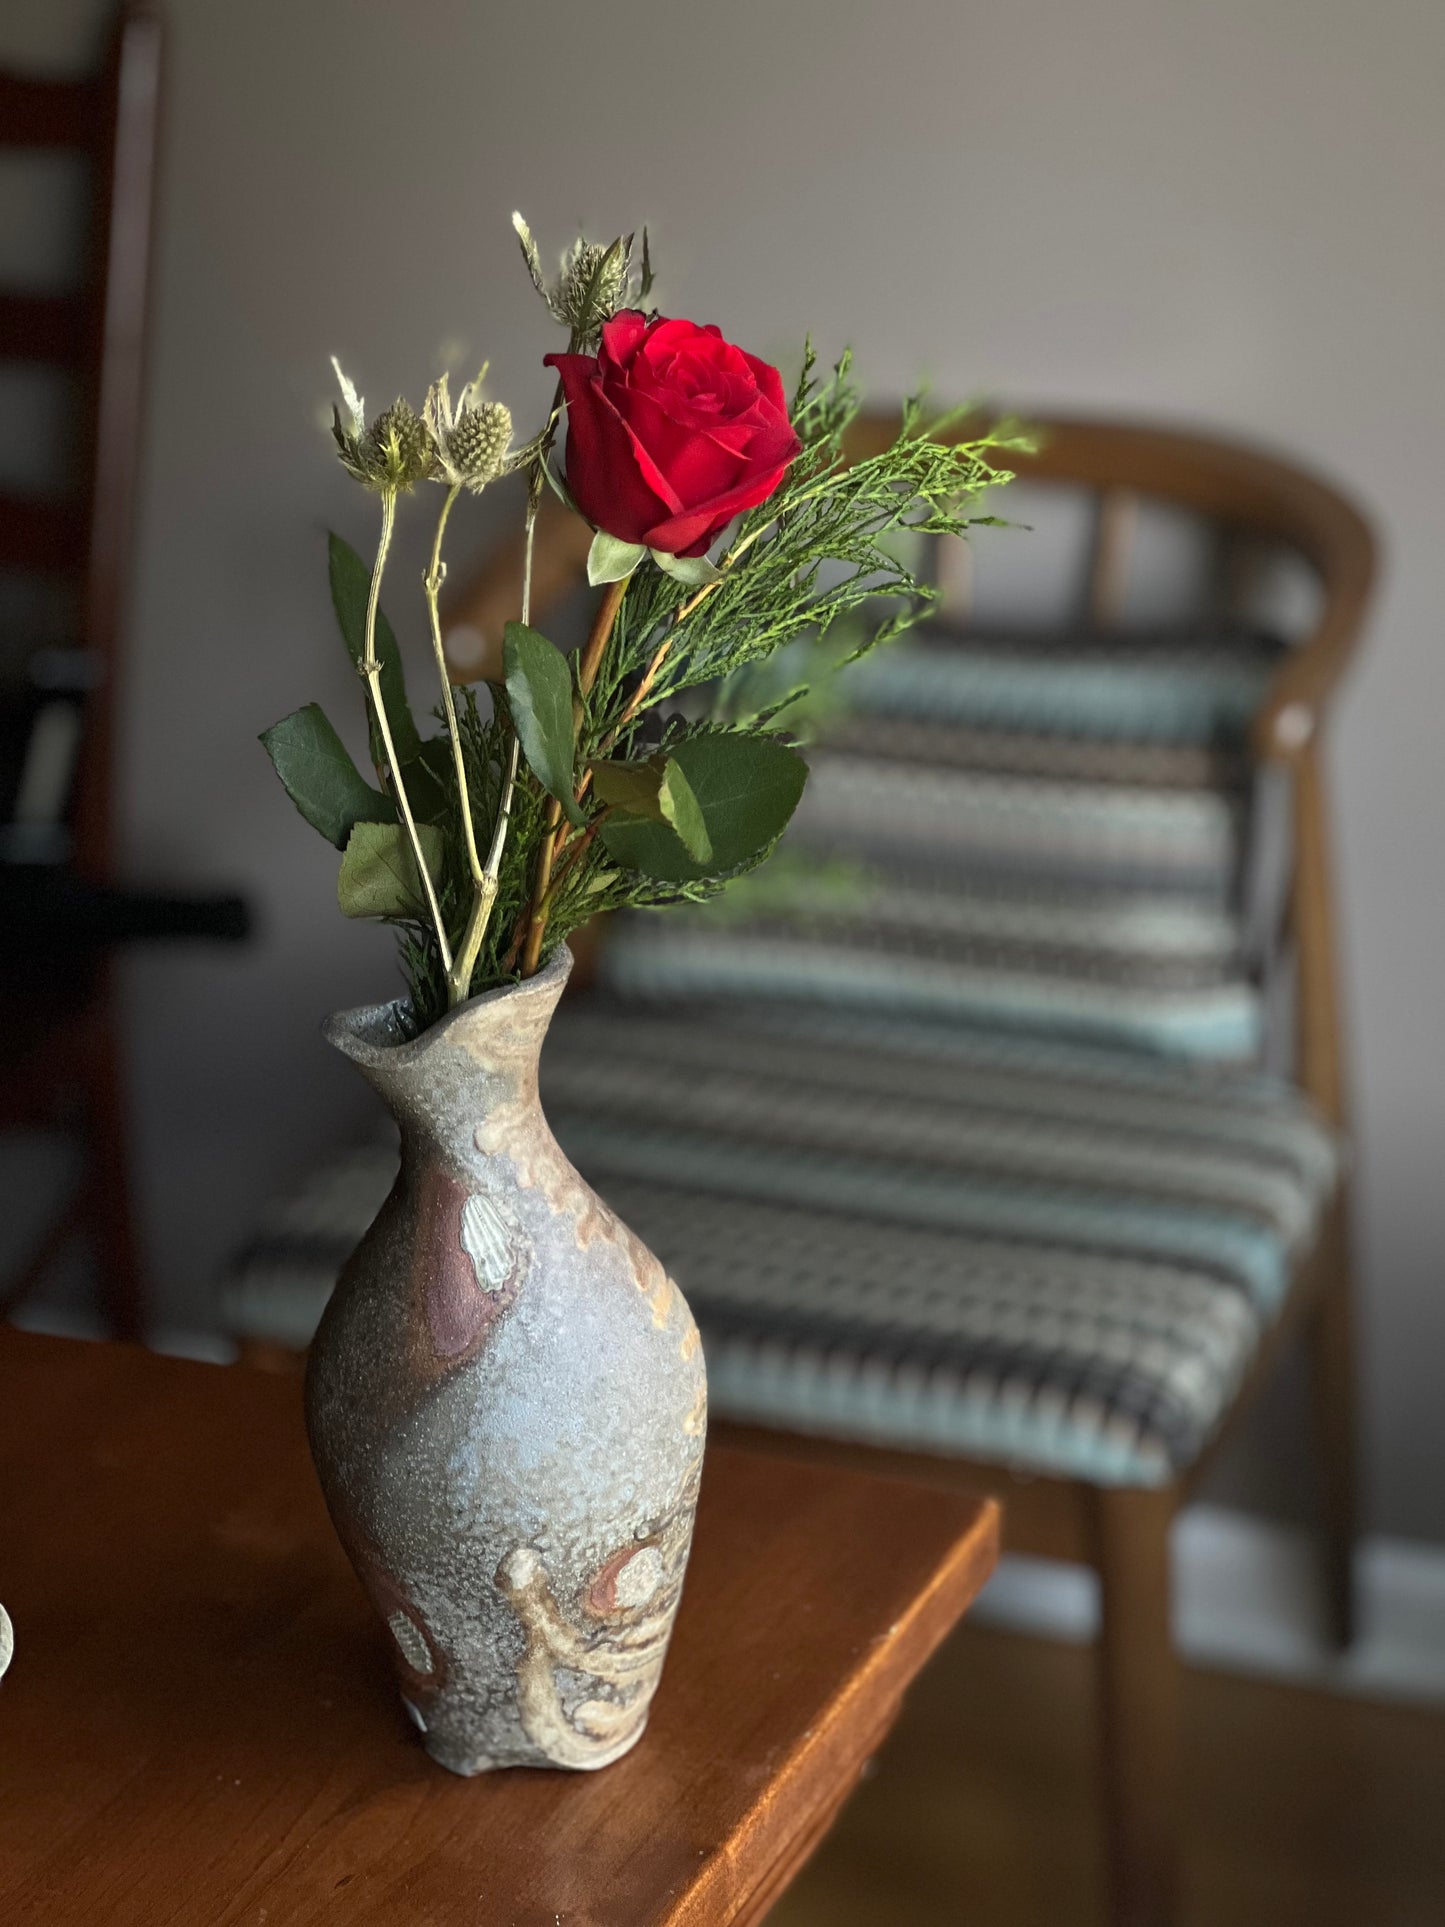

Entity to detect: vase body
[304,947,707,1775]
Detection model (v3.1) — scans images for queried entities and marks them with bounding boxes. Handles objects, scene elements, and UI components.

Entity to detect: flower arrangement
[262,216,1020,1030]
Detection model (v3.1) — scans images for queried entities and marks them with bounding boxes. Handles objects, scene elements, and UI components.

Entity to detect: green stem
[422,482,494,1008]
[361,490,452,974]
[450,457,545,997]
[424,485,482,885]
[519,571,626,977]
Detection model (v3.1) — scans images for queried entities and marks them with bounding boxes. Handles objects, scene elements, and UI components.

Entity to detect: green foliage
[587,532,646,585]
[503,622,586,827]
[650,548,721,587]
[598,732,806,884]
[259,703,393,848]
[328,532,421,765]
[338,820,445,919]
[289,320,1018,1028]
[591,755,712,863]
[401,736,456,824]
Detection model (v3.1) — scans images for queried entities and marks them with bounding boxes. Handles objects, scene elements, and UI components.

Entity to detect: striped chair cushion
[221,1001,1338,1487]
[599,621,1291,1062]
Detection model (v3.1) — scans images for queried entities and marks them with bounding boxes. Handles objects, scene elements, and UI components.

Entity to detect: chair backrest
[449,412,1375,1123]
[0,3,162,881]
[956,417,1373,1128]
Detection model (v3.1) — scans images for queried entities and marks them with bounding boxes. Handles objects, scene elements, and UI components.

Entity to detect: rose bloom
[546,311,802,558]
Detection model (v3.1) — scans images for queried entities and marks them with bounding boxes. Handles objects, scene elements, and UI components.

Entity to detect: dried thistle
[512,212,654,348]
[331,359,435,492]
[423,370,514,493]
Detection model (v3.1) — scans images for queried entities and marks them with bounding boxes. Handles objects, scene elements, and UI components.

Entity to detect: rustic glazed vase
[304,946,707,1775]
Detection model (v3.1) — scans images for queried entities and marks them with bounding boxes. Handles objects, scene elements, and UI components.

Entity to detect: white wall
[7,0,1445,1537]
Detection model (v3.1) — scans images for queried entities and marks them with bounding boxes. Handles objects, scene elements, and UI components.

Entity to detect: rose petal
[643,455,799,557]
[598,310,650,373]
[741,350,790,418]
[545,350,675,544]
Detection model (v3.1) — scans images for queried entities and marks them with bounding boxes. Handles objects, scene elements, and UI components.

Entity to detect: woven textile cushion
[222,998,1338,1487]
[599,621,1291,1063]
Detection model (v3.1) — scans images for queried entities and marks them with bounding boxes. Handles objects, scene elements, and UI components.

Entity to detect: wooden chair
[224,414,1371,1926]
[448,415,1372,1926]
[1,5,247,1334]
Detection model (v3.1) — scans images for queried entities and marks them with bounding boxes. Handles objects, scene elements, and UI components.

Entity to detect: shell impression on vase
[304,946,707,1775]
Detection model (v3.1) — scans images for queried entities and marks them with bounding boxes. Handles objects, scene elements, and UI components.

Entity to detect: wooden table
[0,1331,997,1925]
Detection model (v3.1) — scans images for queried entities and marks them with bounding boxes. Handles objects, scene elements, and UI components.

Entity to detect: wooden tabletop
[0,1331,997,1926]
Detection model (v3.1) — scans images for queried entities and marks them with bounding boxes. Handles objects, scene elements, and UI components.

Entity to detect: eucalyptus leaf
[587,531,647,586]
[503,621,585,827]
[600,732,806,882]
[650,547,722,587]
[337,819,445,921]
[260,703,394,849]
[327,531,422,765]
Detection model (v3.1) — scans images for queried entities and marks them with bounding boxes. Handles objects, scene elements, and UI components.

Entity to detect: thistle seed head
[330,379,435,494]
[445,401,513,491]
[365,397,434,491]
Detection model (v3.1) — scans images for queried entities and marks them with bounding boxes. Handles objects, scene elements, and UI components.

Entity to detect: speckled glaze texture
[304,947,706,1776]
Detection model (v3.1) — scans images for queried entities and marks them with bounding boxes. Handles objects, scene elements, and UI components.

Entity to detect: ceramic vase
[304,946,707,1775]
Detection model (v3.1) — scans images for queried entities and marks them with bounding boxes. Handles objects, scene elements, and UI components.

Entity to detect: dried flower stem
[419,482,493,1008]
[363,490,452,973]
[446,395,561,999]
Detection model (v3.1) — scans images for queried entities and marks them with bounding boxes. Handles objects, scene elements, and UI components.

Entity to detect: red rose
[545,312,802,558]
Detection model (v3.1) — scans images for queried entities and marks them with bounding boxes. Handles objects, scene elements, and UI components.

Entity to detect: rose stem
[518,572,627,976]
[361,489,452,974]
[599,573,722,753]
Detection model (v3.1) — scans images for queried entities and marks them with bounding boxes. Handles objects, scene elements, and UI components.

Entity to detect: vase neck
[323,948,572,1160]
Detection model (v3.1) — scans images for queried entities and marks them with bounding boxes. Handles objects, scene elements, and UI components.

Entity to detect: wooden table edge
[678,1492,1000,1927]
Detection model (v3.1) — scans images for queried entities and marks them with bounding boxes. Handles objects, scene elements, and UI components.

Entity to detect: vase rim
[321,944,573,1071]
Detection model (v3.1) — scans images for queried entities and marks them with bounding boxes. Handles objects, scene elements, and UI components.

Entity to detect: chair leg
[1307,1195,1358,1650]
[1090,1483,1181,1927]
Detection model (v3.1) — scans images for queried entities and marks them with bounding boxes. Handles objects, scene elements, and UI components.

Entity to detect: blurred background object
[0,2,246,1338]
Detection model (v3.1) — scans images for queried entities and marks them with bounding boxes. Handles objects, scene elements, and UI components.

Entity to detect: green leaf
[403,736,454,823]
[541,461,579,515]
[591,757,666,816]
[587,530,646,586]
[590,755,710,862]
[600,732,806,882]
[260,703,394,849]
[337,820,445,921]
[503,621,585,827]
[327,531,422,765]
[650,547,722,587]
[657,757,711,862]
